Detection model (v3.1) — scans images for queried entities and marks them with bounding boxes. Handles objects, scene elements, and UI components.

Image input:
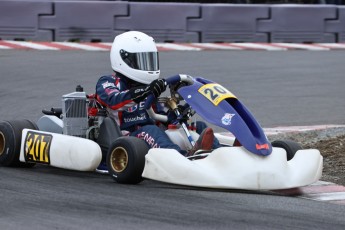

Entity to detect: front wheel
[0,120,37,167]
[106,137,149,184]
[271,140,303,161]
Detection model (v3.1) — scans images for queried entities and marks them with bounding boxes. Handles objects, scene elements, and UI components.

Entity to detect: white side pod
[143,146,323,190]
[20,129,102,171]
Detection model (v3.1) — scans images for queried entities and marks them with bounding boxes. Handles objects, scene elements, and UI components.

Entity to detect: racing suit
[95,74,183,154]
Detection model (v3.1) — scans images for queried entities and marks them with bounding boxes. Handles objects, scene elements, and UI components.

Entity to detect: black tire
[0,120,37,167]
[106,136,149,184]
[271,140,303,161]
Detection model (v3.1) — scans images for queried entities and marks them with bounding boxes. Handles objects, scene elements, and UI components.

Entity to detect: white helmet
[110,31,160,85]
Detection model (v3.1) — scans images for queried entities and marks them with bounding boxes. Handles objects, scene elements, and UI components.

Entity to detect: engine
[62,91,89,137]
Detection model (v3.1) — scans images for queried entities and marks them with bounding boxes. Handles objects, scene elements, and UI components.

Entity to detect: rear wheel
[271,140,303,161]
[0,120,37,167]
[106,137,149,184]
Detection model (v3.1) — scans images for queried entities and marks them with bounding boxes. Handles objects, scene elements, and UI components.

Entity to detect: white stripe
[236,43,288,51]
[191,43,241,50]
[156,43,202,51]
[265,125,345,132]
[53,42,108,51]
[317,43,345,49]
[275,43,330,51]
[100,42,112,47]
[302,192,345,201]
[4,41,59,50]
[310,181,335,186]
[0,44,11,49]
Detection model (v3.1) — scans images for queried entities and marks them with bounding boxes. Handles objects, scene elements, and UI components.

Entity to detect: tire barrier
[0,1,53,41]
[257,5,338,43]
[116,2,200,42]
[0,1,344,43]
[39,1,128,42]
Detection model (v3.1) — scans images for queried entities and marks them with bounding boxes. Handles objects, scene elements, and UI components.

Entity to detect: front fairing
[178,77,272,156]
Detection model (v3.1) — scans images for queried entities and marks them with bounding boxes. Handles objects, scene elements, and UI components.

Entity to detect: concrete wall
[0,1,344,42]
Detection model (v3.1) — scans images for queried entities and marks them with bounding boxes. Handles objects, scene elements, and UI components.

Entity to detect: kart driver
[95,31,216,168]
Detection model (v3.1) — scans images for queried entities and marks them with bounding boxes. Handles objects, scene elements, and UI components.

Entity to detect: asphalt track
[0,50,345,229]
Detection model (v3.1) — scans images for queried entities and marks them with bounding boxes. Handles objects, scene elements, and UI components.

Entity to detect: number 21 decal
[198,83,237,106]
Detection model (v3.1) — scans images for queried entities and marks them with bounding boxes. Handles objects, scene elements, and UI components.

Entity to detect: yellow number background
[198,83,237,106]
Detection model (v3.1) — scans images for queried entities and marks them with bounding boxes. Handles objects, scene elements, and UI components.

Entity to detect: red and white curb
[274,181,345,205]
[218,124,345,205]
[218,124,345,137]
[267,125,345,205]
[263,124,345,136]
[1,40,345,51]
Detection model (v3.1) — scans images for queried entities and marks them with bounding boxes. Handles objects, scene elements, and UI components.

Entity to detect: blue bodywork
[178,77,272,156]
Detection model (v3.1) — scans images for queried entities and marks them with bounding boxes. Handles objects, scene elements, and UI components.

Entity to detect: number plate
[198,83,237,106]
[24,131,52,164]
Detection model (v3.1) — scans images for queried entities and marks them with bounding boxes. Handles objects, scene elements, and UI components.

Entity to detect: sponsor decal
[123,114,146,123]
[256,143,270,150]
[102,81,115,89]
[136,132,160,148]
[24,131,52,164]
[139,101,146,109]
[198,83,237,106]
[126,105,138,113]
[134,88,147,93]
[221,113,235,125]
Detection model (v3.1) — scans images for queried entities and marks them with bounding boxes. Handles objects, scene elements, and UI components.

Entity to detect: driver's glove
[129,85,150,104]
[129,79,167,104]
[148,79,167,98]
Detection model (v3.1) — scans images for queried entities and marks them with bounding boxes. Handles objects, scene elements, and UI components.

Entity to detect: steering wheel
[145,74,194,122]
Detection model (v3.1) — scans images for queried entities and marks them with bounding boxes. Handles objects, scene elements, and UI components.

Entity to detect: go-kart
[0,74,323,190]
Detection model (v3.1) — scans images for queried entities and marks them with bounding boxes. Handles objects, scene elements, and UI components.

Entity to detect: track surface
[0,50,345,229]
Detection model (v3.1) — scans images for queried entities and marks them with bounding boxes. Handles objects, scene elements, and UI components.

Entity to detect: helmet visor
[120,50,159,71]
